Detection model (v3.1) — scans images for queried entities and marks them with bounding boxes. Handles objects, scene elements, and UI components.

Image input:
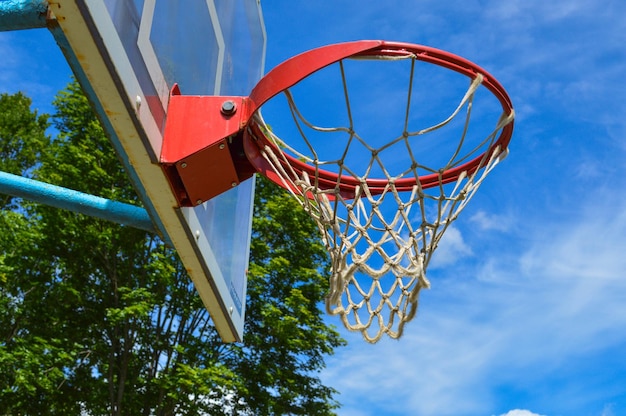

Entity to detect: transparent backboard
[50,0,266,342]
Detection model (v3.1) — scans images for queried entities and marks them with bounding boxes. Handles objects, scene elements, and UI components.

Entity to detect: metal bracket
[160,85,254,207]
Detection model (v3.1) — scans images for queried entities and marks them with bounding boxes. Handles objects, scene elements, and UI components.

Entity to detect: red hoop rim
[242,40,514,199]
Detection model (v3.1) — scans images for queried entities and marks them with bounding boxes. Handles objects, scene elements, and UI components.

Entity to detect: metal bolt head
[180,162,188,168]
[221,100,237,116]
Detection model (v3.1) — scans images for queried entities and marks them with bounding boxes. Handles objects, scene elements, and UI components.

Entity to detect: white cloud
[469,210,512,232]
[499,410,545,416]
[519,193,626,282]
[485,1,588,23]
[601,403,615,416]
[429,226,473,268]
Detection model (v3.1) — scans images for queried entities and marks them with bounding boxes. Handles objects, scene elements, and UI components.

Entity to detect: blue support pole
[0,170,158,235]
[0,0,48,31]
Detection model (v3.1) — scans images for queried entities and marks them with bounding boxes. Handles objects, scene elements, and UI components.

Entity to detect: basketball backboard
[47,0,266,342]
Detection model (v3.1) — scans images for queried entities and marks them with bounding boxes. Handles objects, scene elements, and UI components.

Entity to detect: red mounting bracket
[160,85,255,207]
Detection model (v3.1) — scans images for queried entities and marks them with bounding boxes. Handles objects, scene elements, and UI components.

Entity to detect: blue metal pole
[0,0,48,31]
[0,170,158,234]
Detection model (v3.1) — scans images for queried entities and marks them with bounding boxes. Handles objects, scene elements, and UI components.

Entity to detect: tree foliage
[0,82,345,415]
[0,92,48,207]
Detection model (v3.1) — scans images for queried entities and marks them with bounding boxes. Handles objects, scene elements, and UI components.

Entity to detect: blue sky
[2,1,626,415]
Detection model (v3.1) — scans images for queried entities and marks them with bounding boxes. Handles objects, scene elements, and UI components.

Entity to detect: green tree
[0,83,344,415]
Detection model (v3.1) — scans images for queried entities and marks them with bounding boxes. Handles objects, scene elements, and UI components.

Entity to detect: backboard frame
[47,0,266,342]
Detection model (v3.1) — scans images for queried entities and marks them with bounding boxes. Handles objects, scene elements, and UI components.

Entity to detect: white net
[248,54,514,342]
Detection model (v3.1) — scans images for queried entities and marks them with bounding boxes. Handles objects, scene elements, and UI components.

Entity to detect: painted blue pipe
[0,170,158,234]
[0,0,48,31]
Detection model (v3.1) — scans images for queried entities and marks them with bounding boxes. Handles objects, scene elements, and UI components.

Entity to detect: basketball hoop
[161,40,515,342]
